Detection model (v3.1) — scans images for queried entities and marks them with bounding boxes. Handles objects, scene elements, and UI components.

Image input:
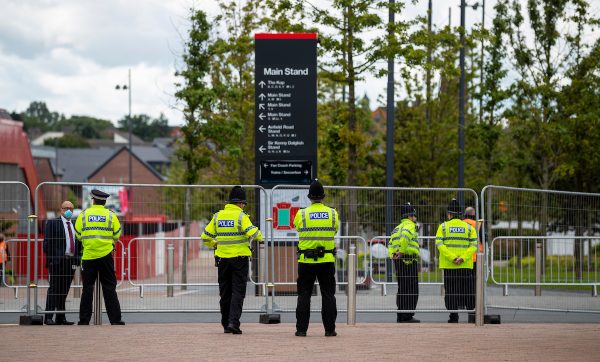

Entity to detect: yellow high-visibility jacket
[74,205,121,260]
[201,204,262,258]
[294,202,339,264]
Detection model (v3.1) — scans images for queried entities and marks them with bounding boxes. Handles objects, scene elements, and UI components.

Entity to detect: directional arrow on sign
[258,93,266,100]
[258,103,265,110]
[259,80,266,88]
[304,170,309,174]
[258,113,265,120]
[259,145,266,153]
[258,125,266,133]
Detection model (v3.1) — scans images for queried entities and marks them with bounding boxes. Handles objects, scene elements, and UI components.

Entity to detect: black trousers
[218,256,249,329]
[443,268,474,312]
[296,262,337,333]
[45,257,76,322]
[394,259,419,321]
[79,253,122,323]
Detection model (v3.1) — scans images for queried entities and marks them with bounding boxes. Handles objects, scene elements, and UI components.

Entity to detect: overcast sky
[1,0,598,126]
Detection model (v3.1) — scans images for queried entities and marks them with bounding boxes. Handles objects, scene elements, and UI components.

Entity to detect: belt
[298,247,336,261]
[218,256,249,260]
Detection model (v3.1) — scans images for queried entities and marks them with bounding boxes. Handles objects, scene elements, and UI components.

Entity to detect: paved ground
[2,323,599,361]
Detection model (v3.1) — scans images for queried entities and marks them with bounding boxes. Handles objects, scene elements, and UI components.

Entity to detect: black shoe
[398,318,420,323]
[227,325,242,334]
[44,319,56,325]
[295,331,306,337]
[324,331,337,337]
[448,313,459,323]
[77,321,89,325]
[111,320,126,325]
[224,327,233,333]
[59,320,75,325]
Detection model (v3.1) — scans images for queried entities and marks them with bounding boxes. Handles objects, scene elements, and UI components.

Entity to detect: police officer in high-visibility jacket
[436,199,477,323]
[388,202,420,323]
[294,179,339,337]
[74,189,124,325]
[201,186,262,335]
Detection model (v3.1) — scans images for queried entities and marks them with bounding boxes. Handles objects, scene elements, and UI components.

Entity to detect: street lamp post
[115,69,132,185]
[385,0,396,283]
[458,1,483,200]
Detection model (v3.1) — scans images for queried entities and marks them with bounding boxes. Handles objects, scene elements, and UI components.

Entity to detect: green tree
[58,115,113,139]
[466,0,510,188]
[18,101,65,132]
[173,9,213,186]
[503,0,587,190]
[44,134,90,148]
[118,113,171,142]
[201,0,266,184]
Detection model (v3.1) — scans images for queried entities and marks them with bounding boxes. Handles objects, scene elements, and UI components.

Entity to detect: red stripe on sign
[255,33,318,40]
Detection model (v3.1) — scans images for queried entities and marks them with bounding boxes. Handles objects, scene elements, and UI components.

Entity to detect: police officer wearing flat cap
[201,186,262,334]
[294,179,339,337]
[435,198,477,323]
[388,202,420,323]
[74,189,125,325]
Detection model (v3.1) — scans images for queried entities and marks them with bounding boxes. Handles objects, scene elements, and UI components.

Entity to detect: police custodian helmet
[228,186,247,203]
[307,179,325,200]
[91,189,110,200]
[400,202,417,218]
[447,198,462,215]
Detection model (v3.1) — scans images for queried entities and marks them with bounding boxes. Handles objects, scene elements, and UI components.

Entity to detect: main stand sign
[254,33,317,187]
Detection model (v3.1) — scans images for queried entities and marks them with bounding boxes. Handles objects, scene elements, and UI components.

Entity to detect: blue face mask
[64,210,73,219]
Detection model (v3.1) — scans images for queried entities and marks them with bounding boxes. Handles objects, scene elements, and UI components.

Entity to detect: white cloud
[1,0,599,127]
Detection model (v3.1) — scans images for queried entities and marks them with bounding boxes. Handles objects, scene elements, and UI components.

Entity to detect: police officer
[436,199,477,323]
[201,186,262,335]
[388,202,420,323]
[294,179,339,337]
[74,189,124,325]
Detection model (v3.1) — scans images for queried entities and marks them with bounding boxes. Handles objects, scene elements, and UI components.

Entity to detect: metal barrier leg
[475,253,484,326]
[593,285,598,297]
[347,245,356,326]
[535,242,542,296]
[94,276,102,325]
[503,284,509,296]
[167,245,174,297]
[74,267,81,298]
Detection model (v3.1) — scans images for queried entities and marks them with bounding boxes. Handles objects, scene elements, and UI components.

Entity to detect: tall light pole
[385,0,395,282]
[115,68,132,185]
[458,1,482,199]
[459,0,466,194]
[479,0,485,125]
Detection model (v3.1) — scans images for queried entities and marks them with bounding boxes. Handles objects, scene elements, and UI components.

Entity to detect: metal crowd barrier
[0,181,32,315]
[482,185,600,313]
[123,236,267,312]
[486,236,600,313]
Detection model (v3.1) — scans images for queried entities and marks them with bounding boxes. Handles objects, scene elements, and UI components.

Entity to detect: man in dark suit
[43,200,81,325]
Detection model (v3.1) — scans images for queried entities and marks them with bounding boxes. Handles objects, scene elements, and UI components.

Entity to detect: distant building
[0,110,45,231]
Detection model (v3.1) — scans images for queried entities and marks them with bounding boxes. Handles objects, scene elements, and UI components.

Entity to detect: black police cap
[447,198,462,215]
[91,189,110,200]
[307,179,325,200]
[228,186,247,203]
[400,202,417,218]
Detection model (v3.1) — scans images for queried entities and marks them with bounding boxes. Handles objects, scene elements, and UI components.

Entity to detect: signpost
[255,33,318,324]
[254,33,318,187]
